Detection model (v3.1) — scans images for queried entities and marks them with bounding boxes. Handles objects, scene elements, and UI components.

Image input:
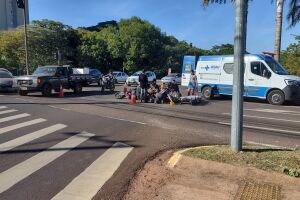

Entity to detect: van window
[223,63,233,74]
[251,62,268,77]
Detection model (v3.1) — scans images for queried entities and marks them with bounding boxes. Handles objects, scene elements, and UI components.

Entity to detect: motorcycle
[100,76,115,92]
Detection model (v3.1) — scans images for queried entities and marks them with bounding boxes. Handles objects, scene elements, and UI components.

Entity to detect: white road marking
[0,95,4,97]
[245,108,300,116]
[245,141,287,149]
[0,109,18,115]
[0,106,7,110]
[0,132,94,194]
[222,113,300,123]
[102,116,146,125]
[0,118,47,135]
[48,105,71,111]
[0,124,67,152]
[52,142,133,200]
[0,113,30,123]
[218,122,300,135]
[15,98,34,103]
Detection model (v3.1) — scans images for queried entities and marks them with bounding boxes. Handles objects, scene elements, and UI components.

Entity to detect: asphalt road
[0,84,300,200]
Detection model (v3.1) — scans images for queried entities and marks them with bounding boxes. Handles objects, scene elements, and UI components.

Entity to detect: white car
[161,73,182,84]
[113,71,128,83]
[126,71,156,86]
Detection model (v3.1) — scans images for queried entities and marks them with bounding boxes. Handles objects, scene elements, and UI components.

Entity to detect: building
[0,0,29,31]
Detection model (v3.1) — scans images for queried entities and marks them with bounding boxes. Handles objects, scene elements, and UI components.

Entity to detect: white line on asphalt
[0,109,18,115]
[0,95,4,97]
[0,132,94,194]
[102,116,146,125]
[222,113,300,123]
[0,106,7,110]
[48,105,71,111]
[15,98,33,103]
[218,122,300,135]
[0,124,67,152]
[52,142,133,200]
[244,108,300,116]
[0,118,47,135]
[245,141,287,149]
[0,113,30,123]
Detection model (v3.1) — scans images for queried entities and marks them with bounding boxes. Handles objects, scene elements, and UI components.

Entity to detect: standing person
[188,70,197,96]
[138,69,148,102]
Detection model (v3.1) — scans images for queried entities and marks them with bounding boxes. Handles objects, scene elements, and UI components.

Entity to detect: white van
[181,54,300,105]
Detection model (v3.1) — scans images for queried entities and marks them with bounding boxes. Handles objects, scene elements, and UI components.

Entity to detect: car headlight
[285,79,298,86]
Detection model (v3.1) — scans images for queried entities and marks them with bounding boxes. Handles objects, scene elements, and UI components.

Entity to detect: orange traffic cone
[130,91,137,104]
[59,84,64,98]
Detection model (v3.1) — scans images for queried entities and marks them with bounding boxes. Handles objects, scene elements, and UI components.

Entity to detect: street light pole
[231,0,247,152]
[16,0,29,75]
[23,5,29,75]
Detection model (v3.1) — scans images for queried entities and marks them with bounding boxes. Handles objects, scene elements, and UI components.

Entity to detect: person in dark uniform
[138,69,148,102]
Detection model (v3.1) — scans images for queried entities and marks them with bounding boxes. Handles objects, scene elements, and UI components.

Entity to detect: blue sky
[28,0,299,53]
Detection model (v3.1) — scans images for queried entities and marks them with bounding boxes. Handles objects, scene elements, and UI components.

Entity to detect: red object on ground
[130,91,137,104]
[59,84,64,98]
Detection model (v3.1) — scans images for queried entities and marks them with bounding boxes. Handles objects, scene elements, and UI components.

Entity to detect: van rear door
[181,56,196,86]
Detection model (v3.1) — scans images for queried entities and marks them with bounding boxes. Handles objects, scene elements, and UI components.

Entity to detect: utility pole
[16,0,29,75]
[231,0,247,152]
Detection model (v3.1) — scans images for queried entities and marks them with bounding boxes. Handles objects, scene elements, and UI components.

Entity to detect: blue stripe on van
[198,83,271,98]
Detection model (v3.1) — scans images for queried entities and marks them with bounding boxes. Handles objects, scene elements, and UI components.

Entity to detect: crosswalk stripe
[0,124,67,152]
[52,142,133,200]
[0,106,7,110]
[0,118,47,135]
[0,109,18,115]
[0,132,94,194]
[0,113,30,123]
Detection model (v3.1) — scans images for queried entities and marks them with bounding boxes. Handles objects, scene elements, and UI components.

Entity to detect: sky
[28,0,299,54]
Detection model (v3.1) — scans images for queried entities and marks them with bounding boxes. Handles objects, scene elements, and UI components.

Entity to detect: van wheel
[267,90,285,105]
[202,86,213,100]
[42,84,52,97]
[74,83,82,94]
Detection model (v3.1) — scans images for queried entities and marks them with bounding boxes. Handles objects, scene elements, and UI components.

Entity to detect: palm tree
[274,0,300,61]
[203,1,299,61]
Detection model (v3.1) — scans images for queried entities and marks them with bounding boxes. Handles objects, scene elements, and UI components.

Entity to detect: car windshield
[132,72,141,76]
[0,72,12,78]
[33,67,57,76]
[265,59,289,75]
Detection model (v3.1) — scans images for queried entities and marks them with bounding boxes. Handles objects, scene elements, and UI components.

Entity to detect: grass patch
[182,145,300,177]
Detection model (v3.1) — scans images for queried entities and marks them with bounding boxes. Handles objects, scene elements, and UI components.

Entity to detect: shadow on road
[0,132,142,155]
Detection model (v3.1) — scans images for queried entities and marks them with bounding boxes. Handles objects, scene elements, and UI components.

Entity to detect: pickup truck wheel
[267,90,285,105]
[74,83,82,94]
[19,90,28,96]
[202,86,213,100]
[42,84,52,97]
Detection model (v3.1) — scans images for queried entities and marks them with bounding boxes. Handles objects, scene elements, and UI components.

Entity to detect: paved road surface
[0,85,299,200]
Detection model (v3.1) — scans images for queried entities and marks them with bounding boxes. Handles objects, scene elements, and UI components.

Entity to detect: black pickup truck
[16,65,97,96]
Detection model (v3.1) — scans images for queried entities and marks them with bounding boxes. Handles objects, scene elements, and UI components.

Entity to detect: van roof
[198,54,273,62]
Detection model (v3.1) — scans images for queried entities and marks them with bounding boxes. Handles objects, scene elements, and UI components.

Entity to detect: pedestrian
[188,70,197,96]
[172,79,181,97]
[138,69,148,102]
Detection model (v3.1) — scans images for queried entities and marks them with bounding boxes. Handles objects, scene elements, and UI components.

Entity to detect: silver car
[0,70,14,91]
[161,73,182,84]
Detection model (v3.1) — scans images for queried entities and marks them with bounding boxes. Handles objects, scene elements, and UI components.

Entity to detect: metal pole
[231,0,247,152]
[23,2,29,75]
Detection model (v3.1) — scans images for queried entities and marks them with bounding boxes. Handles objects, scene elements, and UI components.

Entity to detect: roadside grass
[182,145,300,177]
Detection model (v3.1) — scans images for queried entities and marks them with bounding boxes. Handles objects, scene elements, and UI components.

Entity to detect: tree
[274,0,300,61]
[210,44,235,55]
[281,35,300,75]
[77,30,110,71]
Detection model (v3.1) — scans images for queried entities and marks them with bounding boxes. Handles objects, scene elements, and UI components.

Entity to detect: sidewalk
[124,148,300,200]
